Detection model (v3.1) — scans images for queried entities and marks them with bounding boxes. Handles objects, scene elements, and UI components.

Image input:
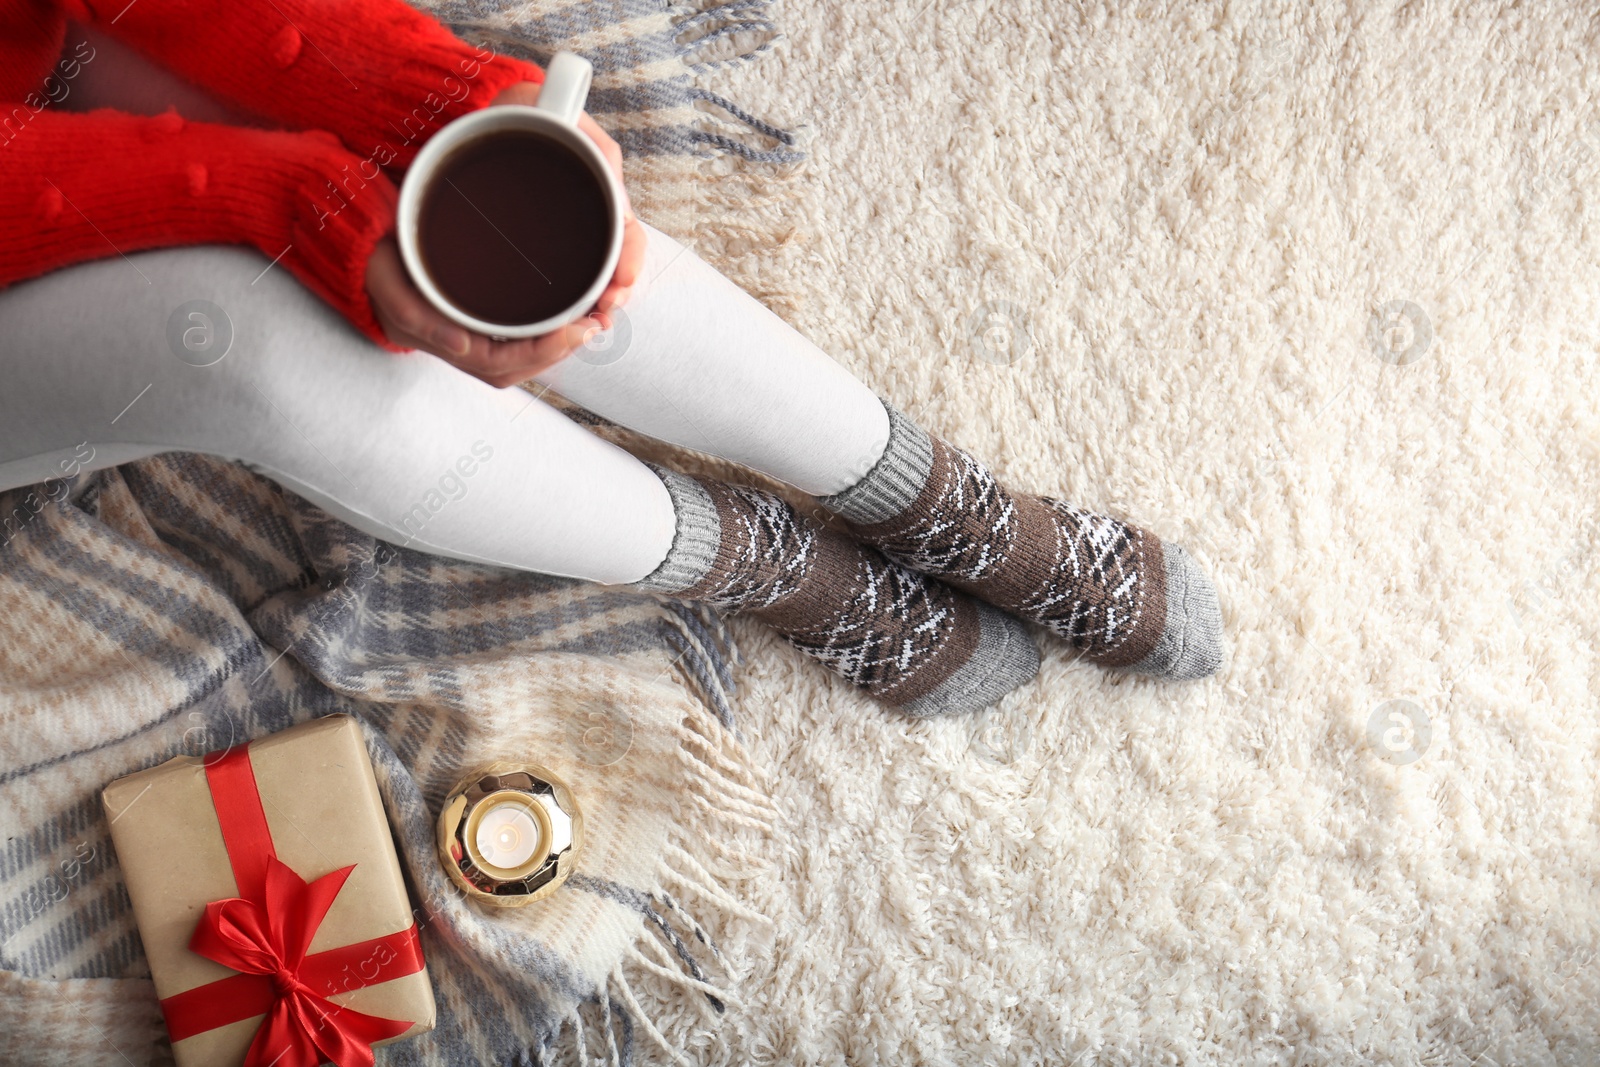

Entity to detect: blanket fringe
[661,852,770,925]
[572,1004,589,1067]
[652,890,725,965]
[676,711,773,796]
[711,837,771,880]
[670,0,788,84]
[686,785,776,834]
[674,691,758,765]
[543,602,776,1065]
[611,960,693,1067]
[673,747,776,814]
[601,993,620,1067]
[676,727,768,793]
[685,772,778,829]
[628,940,743,1014]
[542,614,773,1067]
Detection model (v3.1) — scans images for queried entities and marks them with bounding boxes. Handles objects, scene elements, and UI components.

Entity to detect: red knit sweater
[0,0,544,346]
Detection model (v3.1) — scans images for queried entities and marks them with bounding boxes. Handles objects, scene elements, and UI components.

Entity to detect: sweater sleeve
[60,0,544,169]
[0,107,403,346]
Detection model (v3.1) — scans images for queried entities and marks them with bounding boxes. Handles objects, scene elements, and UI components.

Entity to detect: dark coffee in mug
[416,130,614,329]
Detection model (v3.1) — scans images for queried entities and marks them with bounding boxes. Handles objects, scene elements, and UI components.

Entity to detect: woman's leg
[537,224,1225,679]
[534,223,891,497]
[0,246,1036,713]
[0,247,675,584]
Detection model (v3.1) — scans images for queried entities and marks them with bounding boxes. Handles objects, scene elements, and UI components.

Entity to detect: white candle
[474,801,541,871]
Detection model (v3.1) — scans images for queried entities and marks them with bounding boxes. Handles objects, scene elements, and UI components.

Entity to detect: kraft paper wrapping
[102,715,435,1067]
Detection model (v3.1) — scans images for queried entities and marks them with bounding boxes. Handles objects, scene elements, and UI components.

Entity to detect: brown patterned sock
[634,469,1038,715]
[819,402,1223,679]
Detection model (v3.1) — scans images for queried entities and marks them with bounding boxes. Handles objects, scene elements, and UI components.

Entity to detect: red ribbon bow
[188,857,413,1067]
[158,741,425,1067]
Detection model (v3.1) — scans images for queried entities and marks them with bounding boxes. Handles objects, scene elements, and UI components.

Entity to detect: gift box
[103,714,434,1067]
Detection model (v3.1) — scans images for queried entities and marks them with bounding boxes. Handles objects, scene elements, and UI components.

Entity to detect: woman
[0,0,1222,714]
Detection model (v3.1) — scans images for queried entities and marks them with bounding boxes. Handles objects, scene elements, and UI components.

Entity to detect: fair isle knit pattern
[1025,498,1157,661]
[0,454,768,1067]
[637,471,1039,715]
[668,481,819,612]
[781,553,953,696]
[824,402,1223,677]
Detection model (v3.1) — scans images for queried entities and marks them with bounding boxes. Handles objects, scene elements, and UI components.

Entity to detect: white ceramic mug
[396,52,624,339]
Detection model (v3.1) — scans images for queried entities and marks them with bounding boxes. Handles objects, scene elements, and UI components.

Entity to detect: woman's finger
[596,216,647,313]
[577,113,623,176]
[365,239,473,358]
[396,314,605,390]
[432,315,601,389]
[577,113,635,219]
[371,304,431,356]
[476,317,604,388]
[515,316,605,380]
[617,214,647,288]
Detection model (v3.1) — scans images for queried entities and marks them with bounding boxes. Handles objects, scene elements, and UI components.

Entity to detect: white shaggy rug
[633,1,1600,1063]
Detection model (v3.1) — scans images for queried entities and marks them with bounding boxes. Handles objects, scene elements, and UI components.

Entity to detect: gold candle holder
[437,762,583,907]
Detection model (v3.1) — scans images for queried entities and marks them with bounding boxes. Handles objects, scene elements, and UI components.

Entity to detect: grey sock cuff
[818,398,934,525]
[636,468,721,594]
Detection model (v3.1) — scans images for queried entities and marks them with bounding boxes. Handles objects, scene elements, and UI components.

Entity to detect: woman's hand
[366,87,646,389]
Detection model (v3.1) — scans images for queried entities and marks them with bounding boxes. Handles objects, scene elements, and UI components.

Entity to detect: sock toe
[1128,542,1223,680]
[900,601,1040,717]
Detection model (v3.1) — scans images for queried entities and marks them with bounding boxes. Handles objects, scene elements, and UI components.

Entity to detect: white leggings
[0,223,891,585]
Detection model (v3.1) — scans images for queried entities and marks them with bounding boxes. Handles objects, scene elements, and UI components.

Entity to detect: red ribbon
[157,742,426,1067]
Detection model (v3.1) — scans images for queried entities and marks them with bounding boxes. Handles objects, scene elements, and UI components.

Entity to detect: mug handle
[533,52,593,127]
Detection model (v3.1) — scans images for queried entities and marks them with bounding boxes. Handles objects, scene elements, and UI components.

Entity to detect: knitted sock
[819,403,1223,679]
[635,470,1039,716]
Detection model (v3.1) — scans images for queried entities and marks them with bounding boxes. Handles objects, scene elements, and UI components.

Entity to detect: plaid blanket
[0,1,800,1063]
